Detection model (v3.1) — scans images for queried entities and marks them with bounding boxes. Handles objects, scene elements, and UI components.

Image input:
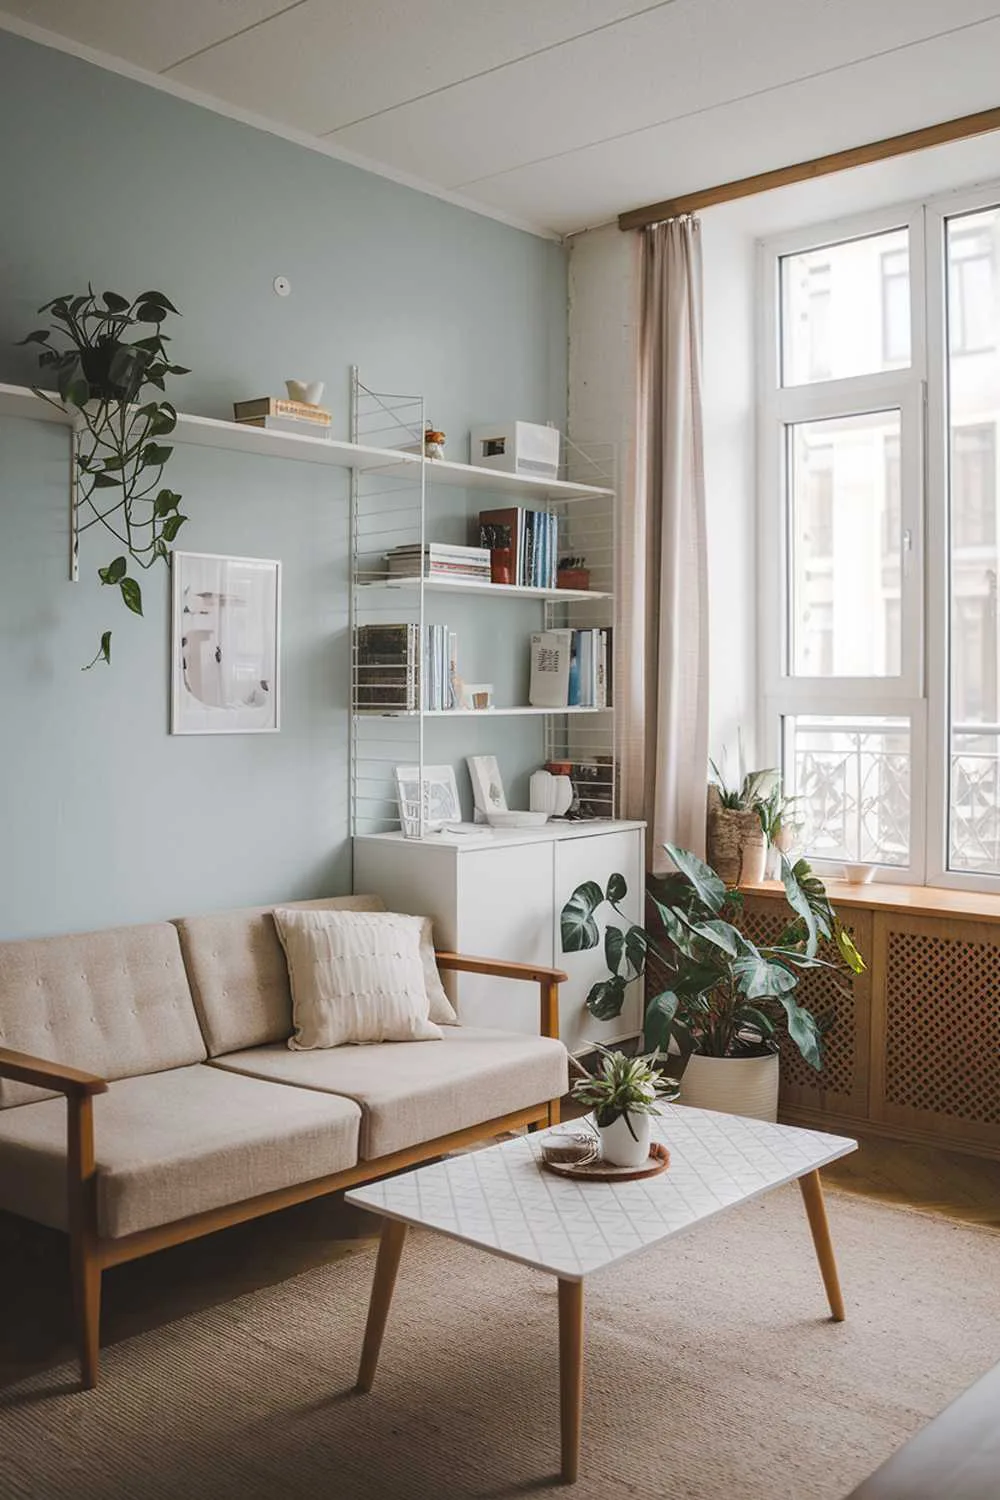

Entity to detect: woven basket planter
[705,786,767,887]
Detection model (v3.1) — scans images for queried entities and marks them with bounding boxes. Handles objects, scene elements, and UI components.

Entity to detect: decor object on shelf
[545,758,616,820]
[467,754,507,823]
[842,862,876,884]
[479,507,558,589]
[706,746,779,886]
[541,1137,671,1181]
[560,843,865,1122]
[570,1045,677,1167]
[470,420,561,480]
[458,681,493,710]
[18,286,189,668]
[480,521,514,584]
[529,768,573,817]
[557,557,590,591]
[171,552,280,734]
[401,424,446,458]
[394,764,461,838]
[284,379,325,406]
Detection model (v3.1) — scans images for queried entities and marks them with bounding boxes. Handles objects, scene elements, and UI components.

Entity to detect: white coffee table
[346,1105,857,1484]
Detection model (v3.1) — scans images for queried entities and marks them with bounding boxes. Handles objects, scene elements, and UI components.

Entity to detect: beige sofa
[0,896,568,1388]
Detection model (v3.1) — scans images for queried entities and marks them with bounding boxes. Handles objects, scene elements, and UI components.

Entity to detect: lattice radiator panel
[883,928,1000,1127]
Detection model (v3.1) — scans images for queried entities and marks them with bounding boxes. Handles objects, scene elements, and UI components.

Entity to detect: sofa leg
[72,1242,101,1389]
[548,1098,561,1127]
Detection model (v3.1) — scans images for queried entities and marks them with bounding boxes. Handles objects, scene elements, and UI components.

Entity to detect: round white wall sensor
[273,276,291,297]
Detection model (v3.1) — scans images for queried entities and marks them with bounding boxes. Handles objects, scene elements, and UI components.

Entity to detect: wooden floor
[1,1127,998,1389]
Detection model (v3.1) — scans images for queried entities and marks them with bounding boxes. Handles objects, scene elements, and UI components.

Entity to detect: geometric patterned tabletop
[346,1104,857,1281]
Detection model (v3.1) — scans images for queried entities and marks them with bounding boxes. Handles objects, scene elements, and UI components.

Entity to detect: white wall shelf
[357,577,612,603]
[356,705,613,719]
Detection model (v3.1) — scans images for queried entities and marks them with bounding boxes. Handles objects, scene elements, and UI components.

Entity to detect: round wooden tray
[541,1140,670,1182]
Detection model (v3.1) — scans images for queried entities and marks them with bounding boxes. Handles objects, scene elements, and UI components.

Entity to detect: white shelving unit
[348,369,618,839]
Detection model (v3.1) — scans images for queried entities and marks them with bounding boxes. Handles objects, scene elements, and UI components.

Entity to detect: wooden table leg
[558,1278,584,1484]
[356,1218,408,1393]
[798,1169,846,1322]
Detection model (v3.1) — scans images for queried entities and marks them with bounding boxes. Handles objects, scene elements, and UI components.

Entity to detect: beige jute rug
[2,1185,999,1500]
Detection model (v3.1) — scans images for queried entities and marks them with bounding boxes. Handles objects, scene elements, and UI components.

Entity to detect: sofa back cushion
[173,896,387,1057]
[0,923,206,1108]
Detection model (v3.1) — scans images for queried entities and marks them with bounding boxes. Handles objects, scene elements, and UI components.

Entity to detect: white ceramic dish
[841,862,876,884]
[486,810,550,828]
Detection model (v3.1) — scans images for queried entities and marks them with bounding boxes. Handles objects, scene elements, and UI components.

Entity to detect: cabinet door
[455,843,554,1034]
[554,829,644,1055]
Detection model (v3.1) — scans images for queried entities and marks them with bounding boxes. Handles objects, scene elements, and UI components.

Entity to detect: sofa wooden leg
[72,1243,102,1389]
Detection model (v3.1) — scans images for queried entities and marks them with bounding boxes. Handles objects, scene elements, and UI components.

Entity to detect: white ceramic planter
[598,1110,651,1167]
[679,1051,779,1122]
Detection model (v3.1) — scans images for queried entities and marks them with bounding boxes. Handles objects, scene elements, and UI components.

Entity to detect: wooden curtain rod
[618,106,1000,231]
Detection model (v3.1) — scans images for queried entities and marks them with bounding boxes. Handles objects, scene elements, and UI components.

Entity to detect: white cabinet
[353,820,645,1054]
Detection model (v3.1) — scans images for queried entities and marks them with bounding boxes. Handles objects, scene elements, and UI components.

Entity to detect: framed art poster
[394,764,461,838]
[171,552,280,734]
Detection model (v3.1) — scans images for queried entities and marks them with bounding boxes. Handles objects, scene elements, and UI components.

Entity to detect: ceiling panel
[461,17,1000,233]
[327,0,1000,190]
[0,0,293,72]
[166,0,661,136]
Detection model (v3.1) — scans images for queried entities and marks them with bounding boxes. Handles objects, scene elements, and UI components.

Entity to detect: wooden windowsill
[742,879,1000,926]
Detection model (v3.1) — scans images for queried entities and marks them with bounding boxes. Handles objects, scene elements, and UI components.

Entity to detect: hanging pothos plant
[18,288,190,668]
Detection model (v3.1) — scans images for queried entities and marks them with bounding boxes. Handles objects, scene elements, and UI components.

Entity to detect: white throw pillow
[273,908,443,1049]
[415,915,459,1025]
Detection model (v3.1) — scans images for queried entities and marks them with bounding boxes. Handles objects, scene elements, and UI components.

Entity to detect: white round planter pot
[679,1051,779,1122]
[598,1110,651,1167]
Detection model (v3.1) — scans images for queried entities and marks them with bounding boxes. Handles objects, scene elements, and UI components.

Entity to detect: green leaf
[780,855,819,958]
[835,922,866,974]
[136,302,169,323]
[604,924,626,976]
[663,843,727,914]
[102,291,130,311]
[119,576,143,616]
[98,556,127,585]
[16,329,50,345]
[153,488,181,516]
[141,443,173,467]
[774,992,823,1070]
[735,1003,777,1039]
[585,975,627,1020]
[560,881,604,952]
[160,514,186,542]
[135,290,179,313]
[732,951,797,1000]
[606,872,627,903]
[82,630,112,671]
[678,913,742,957]
[149,403,178,436]
[91,471,121,489]
[624,924,648,978]
[643,990,679,1051]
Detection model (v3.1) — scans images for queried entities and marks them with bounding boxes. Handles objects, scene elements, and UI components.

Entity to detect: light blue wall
[0,31,567,939]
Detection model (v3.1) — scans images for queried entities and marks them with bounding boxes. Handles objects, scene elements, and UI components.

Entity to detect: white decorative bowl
[285,379,324,406]
[486,810,549,828]
[842,862,876,885]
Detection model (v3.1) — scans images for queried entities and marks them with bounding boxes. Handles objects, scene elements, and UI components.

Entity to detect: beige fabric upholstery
[211,1027,568,1159]
[0,924,205,1109]
[0,1065,361,1238]
[275,908,442,1049]
[173,896,387,1057]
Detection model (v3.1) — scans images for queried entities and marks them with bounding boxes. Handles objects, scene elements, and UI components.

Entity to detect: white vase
[679,1051,779,1122]
[598,1110,651,1168]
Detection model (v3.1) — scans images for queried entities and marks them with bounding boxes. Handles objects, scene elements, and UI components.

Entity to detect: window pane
[947,207,1000,874]
[789,411,902,677]
[781,228,909,386]
[784,715,911,866]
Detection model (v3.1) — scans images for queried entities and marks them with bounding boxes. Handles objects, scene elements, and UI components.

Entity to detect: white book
[529,629,573,708]
[596,630,608,709]
[578,630,593,708]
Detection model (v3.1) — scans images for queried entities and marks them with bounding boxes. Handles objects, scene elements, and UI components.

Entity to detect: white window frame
[758,205,927,884]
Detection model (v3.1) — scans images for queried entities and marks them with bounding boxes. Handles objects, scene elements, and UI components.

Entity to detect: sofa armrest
[434,952,567,1040]
[0,1046,108,1099]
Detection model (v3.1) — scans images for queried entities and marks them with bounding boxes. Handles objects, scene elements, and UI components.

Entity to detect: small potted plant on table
[561,844,864,1121]
[571,1046,677,1167]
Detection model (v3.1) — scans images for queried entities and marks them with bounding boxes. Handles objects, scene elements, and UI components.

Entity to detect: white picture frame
[466,754,507,824]
[171,552,281,735]
[394,764,461,838]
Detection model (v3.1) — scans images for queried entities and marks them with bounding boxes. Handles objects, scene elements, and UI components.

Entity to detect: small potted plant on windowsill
[706,748,779,887]
[561,844,864,1122]
[571,1046,678,1167]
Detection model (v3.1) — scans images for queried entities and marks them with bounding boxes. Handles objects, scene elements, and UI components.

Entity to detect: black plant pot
[79,340,148,401]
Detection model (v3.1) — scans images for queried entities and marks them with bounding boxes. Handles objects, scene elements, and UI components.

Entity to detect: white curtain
[620,216,709,871]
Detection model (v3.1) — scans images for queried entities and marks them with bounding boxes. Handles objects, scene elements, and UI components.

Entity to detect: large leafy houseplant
[19,287,189,668]
[561,844,864,1070]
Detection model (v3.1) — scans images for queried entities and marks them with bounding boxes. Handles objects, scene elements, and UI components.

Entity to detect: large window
[762,197,1000,888]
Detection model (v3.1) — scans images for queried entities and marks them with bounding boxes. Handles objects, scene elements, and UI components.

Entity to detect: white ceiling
[4,0,1000,237]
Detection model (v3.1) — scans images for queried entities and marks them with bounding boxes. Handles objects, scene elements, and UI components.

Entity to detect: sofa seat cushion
[210,1027,569,1159]
[0,1065,361,1239]
[0,922,206,1109]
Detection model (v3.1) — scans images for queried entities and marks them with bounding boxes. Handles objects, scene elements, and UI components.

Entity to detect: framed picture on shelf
[171,552,280,735]
[394,764,461,838]
[466,754,507,824]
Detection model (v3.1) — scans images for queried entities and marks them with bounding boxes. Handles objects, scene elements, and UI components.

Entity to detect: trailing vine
[18,288,190,667]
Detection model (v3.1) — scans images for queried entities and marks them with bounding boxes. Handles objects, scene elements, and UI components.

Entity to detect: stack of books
[385,544,490,582]
[479,508,558,588]
[233,397,332,439]
[528,628,613,708]
[354,623,457,712]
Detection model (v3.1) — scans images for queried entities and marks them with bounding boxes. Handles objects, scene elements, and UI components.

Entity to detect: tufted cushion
[0,924,205,1108]
[173,896,389,1057]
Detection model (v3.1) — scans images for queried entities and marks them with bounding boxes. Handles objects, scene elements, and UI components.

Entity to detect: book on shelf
[234,414,332,438]
[480,508,558,588]
[233,397,331,425]
[353,622,459,712]
[529,629,573,708]
[386,544,490,580]
[530,627,613,709]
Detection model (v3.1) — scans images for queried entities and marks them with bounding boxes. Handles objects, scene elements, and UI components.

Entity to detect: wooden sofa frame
[0,951,566,1390]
